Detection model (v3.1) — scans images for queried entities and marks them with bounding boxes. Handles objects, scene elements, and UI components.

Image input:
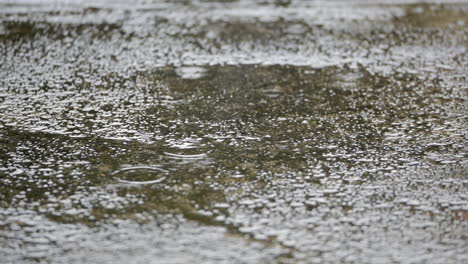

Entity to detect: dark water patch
[0,127,229,226]
[215,20,311,43]
[0,19,123,42]
[1,63,464,224]
[396,3,468,29]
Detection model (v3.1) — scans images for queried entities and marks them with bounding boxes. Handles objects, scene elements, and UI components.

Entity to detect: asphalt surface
[0,0,467,263]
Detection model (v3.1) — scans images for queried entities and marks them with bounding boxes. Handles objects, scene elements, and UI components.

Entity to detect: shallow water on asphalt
[0,0,467,263]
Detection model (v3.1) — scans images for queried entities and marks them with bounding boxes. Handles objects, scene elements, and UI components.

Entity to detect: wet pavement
[0,0,467,263]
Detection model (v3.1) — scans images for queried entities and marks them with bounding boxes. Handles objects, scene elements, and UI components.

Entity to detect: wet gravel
[0,0,467,263]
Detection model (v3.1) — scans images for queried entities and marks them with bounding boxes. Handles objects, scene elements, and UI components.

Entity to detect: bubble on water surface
[112,166,168,185]
[164,152,208,160]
